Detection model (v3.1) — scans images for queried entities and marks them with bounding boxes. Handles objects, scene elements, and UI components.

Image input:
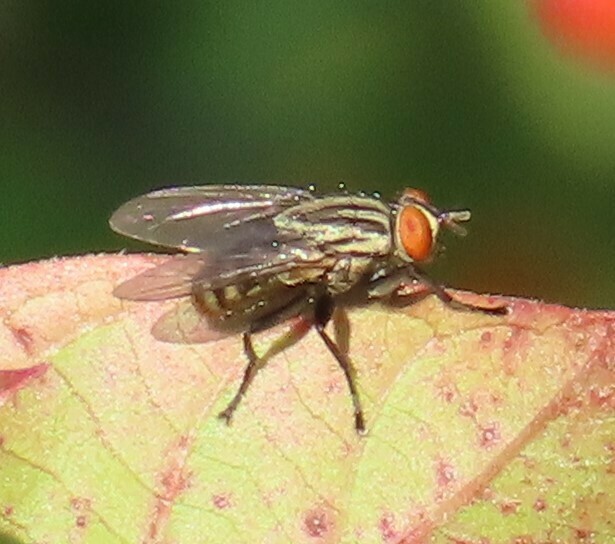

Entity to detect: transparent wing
[112,253,320,302]
[113,254,207,301]
[110,184,330,299]
[109,184,314,252]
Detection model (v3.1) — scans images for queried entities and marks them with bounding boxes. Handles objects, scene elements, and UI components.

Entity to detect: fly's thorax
[273,195,392,259]
[272,194,395,295]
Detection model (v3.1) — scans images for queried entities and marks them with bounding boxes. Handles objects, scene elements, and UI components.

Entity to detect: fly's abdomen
[195,284,246,318]
[191,276,307,330]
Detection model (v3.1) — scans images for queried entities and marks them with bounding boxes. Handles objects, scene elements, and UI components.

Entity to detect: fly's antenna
[438,209,471,237]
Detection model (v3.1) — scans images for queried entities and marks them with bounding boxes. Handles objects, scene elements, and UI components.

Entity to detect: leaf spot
[378,511,399,542]
[159,463,191,499]
[574,528,594,540]
[478,422,501,449]
[459,398,478,421]
[480,330,492,345]
[499,499,521,515]
[70,497,92,511]
[212,493,232,510]
[435,378,457,404]
[303,507,333,538]
[435,458,456,488]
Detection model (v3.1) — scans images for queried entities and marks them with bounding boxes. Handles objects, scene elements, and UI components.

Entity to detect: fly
[109,184,507,434]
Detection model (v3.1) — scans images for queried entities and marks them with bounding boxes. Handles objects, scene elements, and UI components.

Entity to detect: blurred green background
[1,2,614,308]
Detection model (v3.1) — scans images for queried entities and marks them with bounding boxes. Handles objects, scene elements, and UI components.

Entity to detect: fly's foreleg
[314,295,366,435]
[366,266,507,315]
[408,267,507,316]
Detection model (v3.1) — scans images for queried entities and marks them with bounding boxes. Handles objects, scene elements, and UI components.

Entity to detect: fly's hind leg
[219,291,367,434]
[218,294,312,425]
[314,295,366,435]
[217,331,263,425]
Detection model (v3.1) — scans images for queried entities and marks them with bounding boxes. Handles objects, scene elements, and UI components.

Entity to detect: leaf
[0,255,613,543]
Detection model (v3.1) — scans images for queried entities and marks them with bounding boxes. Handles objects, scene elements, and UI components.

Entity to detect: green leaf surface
[0,255,613,543]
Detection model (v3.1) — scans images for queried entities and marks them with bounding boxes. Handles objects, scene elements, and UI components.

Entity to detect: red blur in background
[533,0,615,70]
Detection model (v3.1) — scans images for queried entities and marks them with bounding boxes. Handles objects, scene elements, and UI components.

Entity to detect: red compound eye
[398,205,433,261]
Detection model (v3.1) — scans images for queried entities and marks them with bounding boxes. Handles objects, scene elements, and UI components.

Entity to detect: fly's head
[392,188,472,264]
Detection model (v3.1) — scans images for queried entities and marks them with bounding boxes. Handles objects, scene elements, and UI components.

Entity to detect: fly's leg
[218,292,367,433]
[217,295,312,425]
[366,266,506,316]
[314,295,366,435]
[218,331,263,424]
[409,267,508,316]
[366,267,412,299]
